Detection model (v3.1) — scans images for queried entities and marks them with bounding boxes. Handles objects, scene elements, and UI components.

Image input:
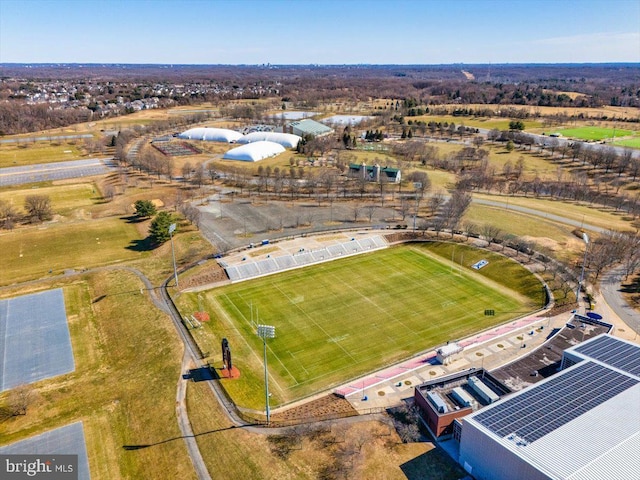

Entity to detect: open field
[471,194,635,232]
[0,142,86,168]
[464,204,574,243]
[176,243,542,409]
[613,137,640,148]
[552,126,635,141]
[411,115,543,131]
[0,182,99,216]
[0,271,195,479]
[186,380,464,480]
[0,217,146,286]
[427,103,640,121]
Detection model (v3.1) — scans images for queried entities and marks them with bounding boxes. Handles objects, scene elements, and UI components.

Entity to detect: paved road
[177,352,212,480]
[600,266,640,335]
[472,197,608,233]
[0,158,116,186]
[0,134,93,144]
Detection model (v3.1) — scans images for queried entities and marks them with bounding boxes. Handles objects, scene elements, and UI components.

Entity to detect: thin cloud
[534,31,639,47]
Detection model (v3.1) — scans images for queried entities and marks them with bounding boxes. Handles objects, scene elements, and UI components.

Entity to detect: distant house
[348,162,401,183]
[287,118,333,137]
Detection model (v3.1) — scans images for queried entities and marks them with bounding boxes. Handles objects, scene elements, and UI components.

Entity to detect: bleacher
[219,235,388,283]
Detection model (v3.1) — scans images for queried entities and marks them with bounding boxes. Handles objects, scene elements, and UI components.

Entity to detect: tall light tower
[413,182,422,232]
[575,232,590,308]
[169,223,178,287]
[257,324,275,424]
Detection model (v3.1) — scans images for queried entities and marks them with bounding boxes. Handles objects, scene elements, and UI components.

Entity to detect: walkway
[336,309,564,412]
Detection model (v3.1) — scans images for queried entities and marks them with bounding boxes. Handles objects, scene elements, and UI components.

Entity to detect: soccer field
[185,243,541,406]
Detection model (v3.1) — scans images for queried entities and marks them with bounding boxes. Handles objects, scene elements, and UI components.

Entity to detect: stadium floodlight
[169,223,178,287]
[575,233,589,308]
[257,324,276,423]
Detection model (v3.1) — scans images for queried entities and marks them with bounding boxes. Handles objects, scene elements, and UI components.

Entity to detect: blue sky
[1,0,639,64]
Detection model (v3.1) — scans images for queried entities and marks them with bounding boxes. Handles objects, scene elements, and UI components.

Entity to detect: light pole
[169,223,178,287]
[257,324,275,424]
[413,182,422,232]
[575,232,589,309]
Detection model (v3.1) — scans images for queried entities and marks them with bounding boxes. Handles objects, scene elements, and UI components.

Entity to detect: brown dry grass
[187,379,463,480]
[0,271,196,480]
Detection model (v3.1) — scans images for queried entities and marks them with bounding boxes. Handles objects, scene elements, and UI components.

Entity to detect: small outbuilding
[223,141,285,162]
[237,131,302,148]
[178,127,243,143]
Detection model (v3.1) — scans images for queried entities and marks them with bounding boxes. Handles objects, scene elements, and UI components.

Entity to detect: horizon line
[2,62,639,67]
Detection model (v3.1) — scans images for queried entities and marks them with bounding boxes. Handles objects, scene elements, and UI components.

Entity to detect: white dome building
[223,141,286,162]
[178,127,243,143]
[237,131,302,148]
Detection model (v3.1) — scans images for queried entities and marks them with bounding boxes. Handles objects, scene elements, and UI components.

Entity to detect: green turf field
[182,243,542,408]
[555,126,634,141]
[612,137,640,148]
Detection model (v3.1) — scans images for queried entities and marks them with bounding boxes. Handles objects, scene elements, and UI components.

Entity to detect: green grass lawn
[0,182,99,216]
[0,142,85,168]
[554,126,634,141]
[612,137,640,148]
[177,243,541,409]
[0,217,146,285]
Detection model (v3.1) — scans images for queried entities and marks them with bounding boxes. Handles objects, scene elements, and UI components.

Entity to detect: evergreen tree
[149,211,177,245]
[134,199,157,218]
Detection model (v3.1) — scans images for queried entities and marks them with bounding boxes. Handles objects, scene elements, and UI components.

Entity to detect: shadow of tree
[620,276,640,294]
[121,215,147,224]
[126,238,154,252]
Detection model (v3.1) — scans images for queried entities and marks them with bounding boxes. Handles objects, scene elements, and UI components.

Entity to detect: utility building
[458,334,640,480]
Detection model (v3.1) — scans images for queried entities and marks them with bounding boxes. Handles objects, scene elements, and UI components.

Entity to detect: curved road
[472,197,608,234]
[2,200,638,480]
[601,266,640,335]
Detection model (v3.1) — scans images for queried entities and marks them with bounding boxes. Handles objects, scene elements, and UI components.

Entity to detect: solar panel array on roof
[574,335,640,378]
[473,362,638,444]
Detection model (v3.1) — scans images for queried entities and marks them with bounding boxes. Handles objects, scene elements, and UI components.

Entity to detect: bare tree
[24,195,52,223]
[0,199,21,229]
[352,205,362,223]
[480,224,502,247]
[0,384,33,419]
[427,191,446,216]
[365,204,376,223]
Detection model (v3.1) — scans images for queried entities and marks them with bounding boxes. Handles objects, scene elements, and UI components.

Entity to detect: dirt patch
[179,263,228,289]
[270,394,358,423]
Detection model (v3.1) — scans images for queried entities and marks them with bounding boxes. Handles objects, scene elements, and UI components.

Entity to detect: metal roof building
[288,119,333,137]
[458,334,640,480]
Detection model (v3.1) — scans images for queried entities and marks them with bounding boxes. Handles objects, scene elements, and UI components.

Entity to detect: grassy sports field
[179,243,542,409]
[553,126,635,141]
[612,137,640,148]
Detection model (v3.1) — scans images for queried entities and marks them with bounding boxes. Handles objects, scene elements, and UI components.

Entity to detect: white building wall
[458,422,551,480]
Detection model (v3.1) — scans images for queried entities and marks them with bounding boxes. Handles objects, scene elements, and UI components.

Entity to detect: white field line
[210,295,288,395]
[270,281,357,363]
